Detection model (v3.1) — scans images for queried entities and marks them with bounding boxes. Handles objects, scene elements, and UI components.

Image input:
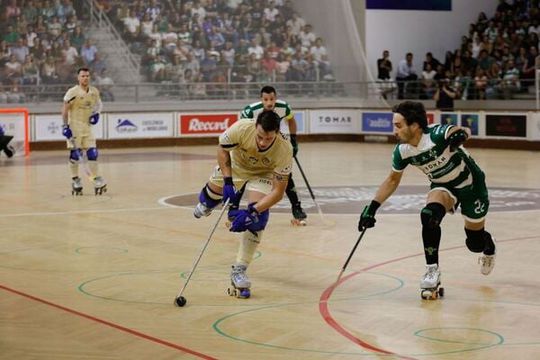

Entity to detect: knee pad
[465,228,486,253]
[199,184,221,208]
[421,203,446,229]
[86,147,98,161]
[248,208,269,232]
[69,149,80,163]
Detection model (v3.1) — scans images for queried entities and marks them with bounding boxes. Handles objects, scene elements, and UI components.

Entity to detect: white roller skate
[479,237,496,275]
[227,264,251,298]
[71,176,83,196]
[420,264,444,300]
[193,202,213,218]
[291,203,307,226]
[93,176,107,195]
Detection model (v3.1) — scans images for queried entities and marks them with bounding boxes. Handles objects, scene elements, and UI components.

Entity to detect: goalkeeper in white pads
[61,68,107,195]
[358,101,496,299]
[193,110,293,298]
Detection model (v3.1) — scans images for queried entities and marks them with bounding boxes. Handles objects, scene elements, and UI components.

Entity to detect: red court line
[319,236,537,360]
[0,284,218,360]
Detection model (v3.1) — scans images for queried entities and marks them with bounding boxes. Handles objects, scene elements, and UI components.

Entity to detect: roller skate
[71,176,83,196]
[3,145,14,158]
[479,237,496,275]
[420,264,444,300]
[227,264,251,298]
[93,176,107,195]
[290,203,307,226]
[194,202,213,218]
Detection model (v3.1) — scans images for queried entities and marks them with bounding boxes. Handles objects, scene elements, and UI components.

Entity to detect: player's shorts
[431,166,489,223]
[208,165,273,195]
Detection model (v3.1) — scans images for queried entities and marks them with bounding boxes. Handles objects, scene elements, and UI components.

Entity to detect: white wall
[366,0,498,79]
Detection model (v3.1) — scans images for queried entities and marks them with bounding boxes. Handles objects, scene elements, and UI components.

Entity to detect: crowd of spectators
[378,0,540,101]
[0,0,111,102]
[96,0,334,87]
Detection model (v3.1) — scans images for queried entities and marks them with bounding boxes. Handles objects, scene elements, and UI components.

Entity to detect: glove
[290,134,298,157]
[448,129,468,151]
[62,125,73,139]
[89,112,100,125]
[222,177,237,205]
[229,203,264,232]
[358,200,381,231]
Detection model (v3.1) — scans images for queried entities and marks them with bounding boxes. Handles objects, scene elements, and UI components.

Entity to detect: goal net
[0,108,30,157]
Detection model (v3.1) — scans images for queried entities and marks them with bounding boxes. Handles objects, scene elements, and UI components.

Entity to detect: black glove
[448,129,468,151]
[358,200,381,231]
[290,134,298,157]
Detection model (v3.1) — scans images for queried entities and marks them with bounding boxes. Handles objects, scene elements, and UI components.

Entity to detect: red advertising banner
[180,113,238,135]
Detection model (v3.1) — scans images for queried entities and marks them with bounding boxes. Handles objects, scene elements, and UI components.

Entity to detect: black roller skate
[72,176,83,196]
[227,265,251,298]
[93,176,107,195]
[291,203,307,226]
[420,264,444,300]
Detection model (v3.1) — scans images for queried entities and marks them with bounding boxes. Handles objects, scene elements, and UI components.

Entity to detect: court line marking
[319,236,537,358]
[0,284,218,360]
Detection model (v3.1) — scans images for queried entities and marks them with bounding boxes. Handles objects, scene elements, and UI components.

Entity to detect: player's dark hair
[256,110,281,132]
[260,85,276,96]
[77,67,90,74]
[392,101,428,130]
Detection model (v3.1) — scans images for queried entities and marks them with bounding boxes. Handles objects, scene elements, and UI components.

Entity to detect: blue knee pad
[465,228,485,253]
[69,149,80,162]
[248,208,269,232]
[421,203,446,229]
[87,147,98,161]
[199,184,221,209]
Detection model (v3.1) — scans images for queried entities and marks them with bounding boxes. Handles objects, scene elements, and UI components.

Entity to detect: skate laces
[425,265,439,280]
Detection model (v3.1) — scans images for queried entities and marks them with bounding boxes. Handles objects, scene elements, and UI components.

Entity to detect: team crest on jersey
[248,156,258,165]
[262,158,270,166]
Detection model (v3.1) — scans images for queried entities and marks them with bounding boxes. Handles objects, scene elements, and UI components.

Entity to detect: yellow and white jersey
[219,119,293,178]
[63,85,101,129]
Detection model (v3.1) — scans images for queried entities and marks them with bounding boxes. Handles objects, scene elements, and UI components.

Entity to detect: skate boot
[420,264,444,300]
[193,202,213,218]
[479,237,496,275]
[227,264,251,298]
[291,203,307,226]
[3,145,14,158]
[93,176,107,195]
[71,176,83,196]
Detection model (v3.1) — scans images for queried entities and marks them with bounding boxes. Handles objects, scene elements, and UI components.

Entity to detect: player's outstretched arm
[359,170,403,231]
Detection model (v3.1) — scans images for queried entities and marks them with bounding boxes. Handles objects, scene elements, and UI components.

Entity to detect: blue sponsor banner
[461,114,479,136]
[441,113,458,126]
[367,0,451,10]
[280,111,305,134]
[362,112,393,133]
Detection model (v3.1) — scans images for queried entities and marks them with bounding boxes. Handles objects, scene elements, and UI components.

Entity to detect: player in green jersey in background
[240,86,307,225]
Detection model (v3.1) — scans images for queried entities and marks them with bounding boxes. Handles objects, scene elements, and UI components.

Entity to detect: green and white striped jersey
[392,124,479,189]
[240,100,294,122]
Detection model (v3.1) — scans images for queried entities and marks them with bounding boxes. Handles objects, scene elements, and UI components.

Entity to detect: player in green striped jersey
[358,101,496,294]
[239,86,307,223]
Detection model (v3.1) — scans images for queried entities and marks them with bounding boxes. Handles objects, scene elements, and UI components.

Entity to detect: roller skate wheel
[227,287,237,297]
[421,289,434,300]
[239,288,251,298]
[290,219,307,226]
[438,287,444,297]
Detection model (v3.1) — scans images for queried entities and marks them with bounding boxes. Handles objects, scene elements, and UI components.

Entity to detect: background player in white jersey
[240,85,307,224]
[193,111,293,298]
[61,68,107,195]
[358,101,496,299]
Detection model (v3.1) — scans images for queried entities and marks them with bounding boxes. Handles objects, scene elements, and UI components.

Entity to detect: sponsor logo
[163,186,540,214]
[116,119,138,133]
[47,122,60,134]
[180,114,238,134]
[362,112,393,132]
[318,115,352,124]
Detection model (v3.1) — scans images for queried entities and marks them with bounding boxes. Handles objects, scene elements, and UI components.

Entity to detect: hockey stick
[174,199,230,307]
[335,228,367,284]
[293,156,325,222]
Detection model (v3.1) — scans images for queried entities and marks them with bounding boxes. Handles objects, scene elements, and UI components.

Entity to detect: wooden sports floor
[1,142,539,360]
